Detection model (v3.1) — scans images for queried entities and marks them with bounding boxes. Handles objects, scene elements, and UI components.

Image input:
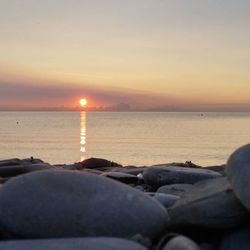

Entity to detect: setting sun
[80,98,87,107]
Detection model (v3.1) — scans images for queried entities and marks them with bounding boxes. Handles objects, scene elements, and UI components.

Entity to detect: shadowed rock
[152,161,202,169]
[0,170,168,239]
[0,163,53,178]
[169,177,249,228]
[80,157,122,170]
[0,159,22,167]
[0,177,10,184]
[199,243,215,250]
[219,226,250,250]
[55,164,103,175]
[0,158,44,168]
[226,144,250,211]
[162,235,200,250]
[0,237,148,250]
[146,193,180,208]
[54,163,82,170]
[142,166,221,189]
[79,168,103,175]
[118,167,147,176]
[134,184,154,192]
[205,165,226,176]
[21,158,44,164]
[157,184,192,196]
[101,172,139,184]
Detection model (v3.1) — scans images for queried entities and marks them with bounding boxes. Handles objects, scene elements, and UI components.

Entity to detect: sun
[80,98,87,107]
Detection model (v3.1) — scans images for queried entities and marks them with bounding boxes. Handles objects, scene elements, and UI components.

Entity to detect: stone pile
[0,144,250,249]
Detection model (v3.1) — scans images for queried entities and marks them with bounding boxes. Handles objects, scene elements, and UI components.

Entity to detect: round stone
[162,235,200,250]
[169,177,249,228]
[227,144,250,211]
[0,170,169,239]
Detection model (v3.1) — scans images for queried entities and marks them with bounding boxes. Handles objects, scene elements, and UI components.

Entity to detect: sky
[0,0,250,110]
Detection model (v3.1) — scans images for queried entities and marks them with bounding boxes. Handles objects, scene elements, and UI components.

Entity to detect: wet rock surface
[1,144,250,249]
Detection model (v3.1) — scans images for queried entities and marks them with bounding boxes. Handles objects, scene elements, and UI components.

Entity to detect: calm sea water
[0,112,250,166]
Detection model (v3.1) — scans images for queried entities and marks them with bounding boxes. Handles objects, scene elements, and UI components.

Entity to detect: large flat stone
[142,166,221,189]
[0,170,168,239]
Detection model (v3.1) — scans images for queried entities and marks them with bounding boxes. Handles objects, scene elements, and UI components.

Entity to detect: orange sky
[0,1,250,110]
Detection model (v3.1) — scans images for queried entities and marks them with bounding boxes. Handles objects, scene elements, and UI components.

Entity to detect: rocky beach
[0,144,250,250]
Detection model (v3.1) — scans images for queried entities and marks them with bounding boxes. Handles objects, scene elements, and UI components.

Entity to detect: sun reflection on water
[80,111,86,161]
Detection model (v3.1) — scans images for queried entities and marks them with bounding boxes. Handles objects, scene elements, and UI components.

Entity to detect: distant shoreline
[1,109,250,113]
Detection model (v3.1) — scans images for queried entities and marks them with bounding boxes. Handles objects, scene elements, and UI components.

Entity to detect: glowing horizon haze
[0,0,249,110]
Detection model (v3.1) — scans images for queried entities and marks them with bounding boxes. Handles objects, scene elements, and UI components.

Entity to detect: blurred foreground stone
[0,170,168,240]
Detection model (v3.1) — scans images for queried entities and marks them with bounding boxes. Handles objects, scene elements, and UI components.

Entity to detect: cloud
[0,80,181,109]
[1,80,250,111]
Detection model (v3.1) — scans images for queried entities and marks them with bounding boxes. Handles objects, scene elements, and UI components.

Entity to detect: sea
[0,112,250,167]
